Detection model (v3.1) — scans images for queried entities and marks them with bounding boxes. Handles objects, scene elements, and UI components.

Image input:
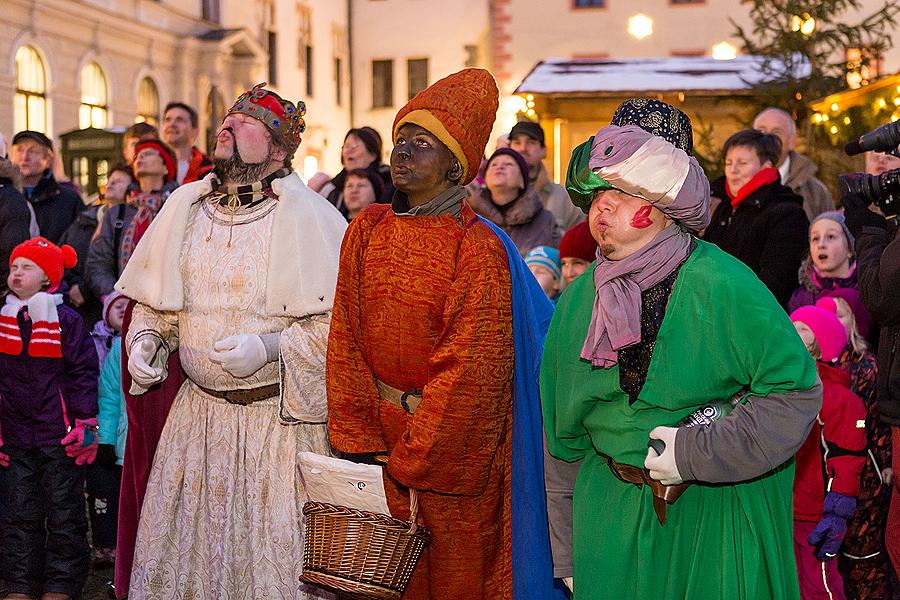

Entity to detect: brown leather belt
[374,379,421,414]
[196,382,280,406]
[602,453,690,525]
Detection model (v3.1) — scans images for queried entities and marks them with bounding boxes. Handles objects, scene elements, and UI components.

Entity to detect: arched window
[14,45,48,134]
[79,62,108,129]
[137,77,160,125]
[205,86,226,153]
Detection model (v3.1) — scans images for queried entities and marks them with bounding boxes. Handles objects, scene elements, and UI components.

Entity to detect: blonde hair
[833,297,868,354]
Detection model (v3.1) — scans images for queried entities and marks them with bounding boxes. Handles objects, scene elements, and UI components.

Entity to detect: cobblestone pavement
[2,564,115,599]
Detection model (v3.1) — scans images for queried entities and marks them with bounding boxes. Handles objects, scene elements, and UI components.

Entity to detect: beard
[213,129,274,185]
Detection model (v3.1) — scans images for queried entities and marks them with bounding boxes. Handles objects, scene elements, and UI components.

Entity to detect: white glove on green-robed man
[209,333,279,378]
[644,426,683,485]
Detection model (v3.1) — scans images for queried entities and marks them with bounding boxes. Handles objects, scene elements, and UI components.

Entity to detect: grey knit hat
[811,210,854,249]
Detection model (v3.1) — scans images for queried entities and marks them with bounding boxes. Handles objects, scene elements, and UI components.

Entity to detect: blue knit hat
[811,210,854,249]
[525,246,561,281]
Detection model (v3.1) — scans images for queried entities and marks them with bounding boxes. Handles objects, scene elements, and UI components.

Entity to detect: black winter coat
[0,160,32,293]
[856,224,900,426]
[703,176,810,309]
[25,169,81,244]
[59,205,102,327]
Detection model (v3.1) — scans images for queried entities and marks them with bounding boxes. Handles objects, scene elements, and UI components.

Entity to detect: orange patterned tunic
[327,202,514,599]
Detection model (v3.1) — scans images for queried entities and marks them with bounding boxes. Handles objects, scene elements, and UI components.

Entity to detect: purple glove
[808,491,857,561]
[60,418,99,466]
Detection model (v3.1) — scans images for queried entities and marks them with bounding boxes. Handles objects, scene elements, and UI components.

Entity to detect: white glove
[563,577,573,593]
[644,426,683,485]
[209,334,268,378]
[128,337,164,388]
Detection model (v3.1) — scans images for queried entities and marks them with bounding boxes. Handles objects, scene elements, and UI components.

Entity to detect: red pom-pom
[61,244,78,269]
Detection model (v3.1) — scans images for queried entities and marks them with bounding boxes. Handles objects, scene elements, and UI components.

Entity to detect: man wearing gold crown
[114,84,347,599]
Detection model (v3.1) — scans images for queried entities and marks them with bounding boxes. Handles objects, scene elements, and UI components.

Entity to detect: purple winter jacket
[787,257,859,314]
[0,301,99,449]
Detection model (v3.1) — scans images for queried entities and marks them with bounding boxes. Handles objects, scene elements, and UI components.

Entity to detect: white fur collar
[115,172,347,318]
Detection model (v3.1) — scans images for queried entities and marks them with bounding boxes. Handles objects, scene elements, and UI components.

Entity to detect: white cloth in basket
[299,452,390,514]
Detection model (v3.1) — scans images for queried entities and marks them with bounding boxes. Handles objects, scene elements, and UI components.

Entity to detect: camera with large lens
[838,170,900,218]
[841,120,900,218]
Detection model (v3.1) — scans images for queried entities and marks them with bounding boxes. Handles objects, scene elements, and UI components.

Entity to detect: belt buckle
[400,388,421,414]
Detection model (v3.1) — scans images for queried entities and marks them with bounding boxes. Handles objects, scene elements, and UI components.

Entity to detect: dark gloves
[95,444,118,467]
[808,491,857,561]
[842,190,888,239]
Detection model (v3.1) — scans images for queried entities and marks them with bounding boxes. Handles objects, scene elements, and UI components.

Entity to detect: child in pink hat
[790,305,867,600]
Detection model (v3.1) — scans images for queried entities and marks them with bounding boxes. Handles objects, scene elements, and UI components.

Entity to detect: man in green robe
[541,104,822,599]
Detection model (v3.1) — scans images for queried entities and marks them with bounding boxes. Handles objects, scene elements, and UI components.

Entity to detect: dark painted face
[390,123,458,198]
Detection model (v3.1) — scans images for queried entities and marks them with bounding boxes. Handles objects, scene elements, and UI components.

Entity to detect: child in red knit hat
[0,236,99,600]
[559,221,598,286]
[790,305,867,600]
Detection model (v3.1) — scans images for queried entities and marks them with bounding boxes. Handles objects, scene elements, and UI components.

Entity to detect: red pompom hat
[134,139,177,182]
[9,237,78,292]
[393,68,499,185]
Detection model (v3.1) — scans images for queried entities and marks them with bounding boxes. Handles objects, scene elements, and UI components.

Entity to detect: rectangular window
[202,0,220,22]
[305,45,314,96]
[464,45,478,68]
[407,58,428,101]
[572,0,604,7]
[268,31,278,86]
[372,59,393,109]
[335,57,343,105]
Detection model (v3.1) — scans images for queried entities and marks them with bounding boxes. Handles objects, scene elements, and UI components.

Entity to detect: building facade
[347,0,491,166]
[3,0,897,185]
[1,0,351,181]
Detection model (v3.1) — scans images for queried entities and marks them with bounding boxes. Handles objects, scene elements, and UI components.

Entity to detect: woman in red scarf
[703,129,810,308]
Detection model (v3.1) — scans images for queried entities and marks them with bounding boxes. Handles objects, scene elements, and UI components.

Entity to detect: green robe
[541,240,816,599]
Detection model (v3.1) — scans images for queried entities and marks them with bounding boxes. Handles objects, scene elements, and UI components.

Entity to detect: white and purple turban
[566,124,710,232]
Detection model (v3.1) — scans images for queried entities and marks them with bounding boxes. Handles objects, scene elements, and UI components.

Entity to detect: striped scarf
[200,168,292,207]
[120,190,168,267]
[0,292,64,358]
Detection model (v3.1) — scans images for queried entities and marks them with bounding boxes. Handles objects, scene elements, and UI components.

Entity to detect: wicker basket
[301,489,431,599]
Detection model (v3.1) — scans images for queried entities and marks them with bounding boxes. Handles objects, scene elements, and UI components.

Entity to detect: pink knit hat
[790,305,848,362]
[819,288,872,338]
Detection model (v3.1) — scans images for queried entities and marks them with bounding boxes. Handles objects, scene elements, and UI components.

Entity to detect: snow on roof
[515,56,811,95]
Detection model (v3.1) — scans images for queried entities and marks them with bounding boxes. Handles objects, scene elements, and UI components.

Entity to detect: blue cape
[479,218,566,600]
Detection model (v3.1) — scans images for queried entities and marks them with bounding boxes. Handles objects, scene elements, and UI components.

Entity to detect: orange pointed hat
[393,68,499,185]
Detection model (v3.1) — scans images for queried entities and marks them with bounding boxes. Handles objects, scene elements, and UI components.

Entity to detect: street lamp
[712,42,737,60]
[627,14,654,40]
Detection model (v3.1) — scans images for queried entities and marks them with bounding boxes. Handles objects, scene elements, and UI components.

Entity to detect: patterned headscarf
[611,98,693,155]
[565,125,710,231]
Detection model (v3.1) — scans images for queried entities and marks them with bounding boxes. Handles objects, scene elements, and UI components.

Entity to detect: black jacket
[856,224,900,425]
[0,160,32,293]
[24,169,82,244]
[86,202,138,298]
[703,176,809,309]
[59,205,102,327]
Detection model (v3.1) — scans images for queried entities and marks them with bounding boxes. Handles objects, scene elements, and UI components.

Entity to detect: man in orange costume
[328,69,521,598]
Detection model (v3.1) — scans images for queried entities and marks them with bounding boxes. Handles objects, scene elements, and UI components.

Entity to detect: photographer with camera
[841,120,900,573]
